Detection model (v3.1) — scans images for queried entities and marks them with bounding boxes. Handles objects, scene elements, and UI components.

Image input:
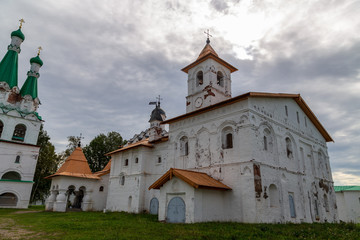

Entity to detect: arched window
[157,157,162,163]
[263,128,273,152]
[285,137,293,159]
[180,136,189,156]
[0,120,3,138]
[269,184,279,207]
[121,176,125,186]
[135,158,139,164]
[196,71,203,86]
[222,127,233,149]
[99,186,104,192]
[124,159,129,166]
[0,193,18,206]
[2,171,21,180]
[217,71,224,87]
[15,155,20,163]
[12,124,26,142]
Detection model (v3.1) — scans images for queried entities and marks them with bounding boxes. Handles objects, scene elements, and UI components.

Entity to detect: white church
[45,35,338,223]
[0,22,44,208]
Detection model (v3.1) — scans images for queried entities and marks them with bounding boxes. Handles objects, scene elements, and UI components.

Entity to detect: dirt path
[0,212,47,240]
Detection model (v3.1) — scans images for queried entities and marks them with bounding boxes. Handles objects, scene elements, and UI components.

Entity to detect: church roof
[149,105,166,122]
[181,42,237,73]
[20,75,38,99]
[0,50,19,89]
[94,159,112,177]
[161,92,333,142]
[334,186,360,192]
[149,168,232,190]
[106,138,153,155]
[45,147,100,180]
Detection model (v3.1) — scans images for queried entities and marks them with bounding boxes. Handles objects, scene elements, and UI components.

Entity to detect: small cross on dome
[37,46,42,56]
[204,29,212,44]
[19,19,25,29]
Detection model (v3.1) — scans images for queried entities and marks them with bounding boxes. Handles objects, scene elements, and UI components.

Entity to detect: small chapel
[0,21,44,208]
[46,34,338,223]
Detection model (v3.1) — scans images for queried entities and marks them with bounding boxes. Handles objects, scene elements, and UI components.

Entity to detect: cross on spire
[204,29,212,44]
[19,19,25,29]
[78,133,84,147]
[37,46,42,56]
[149,95,163,107]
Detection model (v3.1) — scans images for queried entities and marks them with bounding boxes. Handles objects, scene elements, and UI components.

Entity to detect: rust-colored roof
[45,147,100,180]
[106,138,153,156]
[161,92,333,142]
[149,168,232,190]
[181,43,238,73]
[94,159,111,177]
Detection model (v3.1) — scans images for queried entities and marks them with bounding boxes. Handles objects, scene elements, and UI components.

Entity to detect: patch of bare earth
[0,217,46,240]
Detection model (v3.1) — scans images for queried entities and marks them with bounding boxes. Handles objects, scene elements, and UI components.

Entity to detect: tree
[83,131,125,172]
[30,125,60,203]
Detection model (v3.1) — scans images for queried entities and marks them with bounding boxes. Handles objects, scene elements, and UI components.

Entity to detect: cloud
[0,0,359,185]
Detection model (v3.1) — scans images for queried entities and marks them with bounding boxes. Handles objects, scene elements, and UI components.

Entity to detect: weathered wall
[336,191,360,223]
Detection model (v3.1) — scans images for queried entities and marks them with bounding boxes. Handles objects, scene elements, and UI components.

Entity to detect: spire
[20,47,43,99]
[149,95,166,122]
[0,20,26,89]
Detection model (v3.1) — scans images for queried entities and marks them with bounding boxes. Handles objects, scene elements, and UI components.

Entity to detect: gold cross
[19,19,25,29]
[37,46,42,56]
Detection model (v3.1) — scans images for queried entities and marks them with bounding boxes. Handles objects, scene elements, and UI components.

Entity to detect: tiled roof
[45,147,100,180]
[181,42,237,73]
[149,168,232,190]
[161,92,333,142]
[94,159,112,177]
[106,138,153,155]
[334,186,360,192]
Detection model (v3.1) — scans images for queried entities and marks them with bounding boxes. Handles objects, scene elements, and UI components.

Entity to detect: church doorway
[150,197,159,215]
[167,197,185,223]
[66,186,85,211]
[0,193,18,206]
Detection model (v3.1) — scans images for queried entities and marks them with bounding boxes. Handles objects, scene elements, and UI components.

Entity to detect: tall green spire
[0,20,25,89]
[20,47,43,99]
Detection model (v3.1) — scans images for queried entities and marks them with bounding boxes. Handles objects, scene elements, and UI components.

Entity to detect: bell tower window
[217,71,224,87]
[196,71,203,86]
[12,124,26,142]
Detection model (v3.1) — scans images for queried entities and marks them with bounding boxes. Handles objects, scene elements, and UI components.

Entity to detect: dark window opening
[286,138,293,159]
[2,171,21,180]
[15,155,20,163]
[296,111,300,124]
[217,71,224,87]
[125,159,128,166]
[99,186,104,192]
[264,136,268,151]
[121,176,125,186]
[158,157,162,163]
[285,106,288,117]
[135,158,138,164]
[196,71,203,86]
[0,121,3,138]
[12,124,26,142]
[225,133,233,149]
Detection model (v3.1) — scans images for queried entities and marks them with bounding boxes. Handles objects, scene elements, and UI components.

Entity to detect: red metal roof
[149,168,232,190]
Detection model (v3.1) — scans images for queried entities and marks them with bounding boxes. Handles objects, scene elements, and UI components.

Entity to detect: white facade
[104,41,337,223]
[335,188,360,223]
[0,28,43,209]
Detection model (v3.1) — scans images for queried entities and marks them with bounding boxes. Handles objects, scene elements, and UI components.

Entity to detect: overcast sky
[0,0,359,185]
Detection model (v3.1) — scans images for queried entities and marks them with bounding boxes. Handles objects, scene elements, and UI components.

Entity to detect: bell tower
[181,31,237,113]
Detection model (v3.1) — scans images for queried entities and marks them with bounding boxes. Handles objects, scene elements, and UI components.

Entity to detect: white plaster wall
[158,176,195,223]
[336,191,360,223]
[0,113,41,145]
[0,181,33,208]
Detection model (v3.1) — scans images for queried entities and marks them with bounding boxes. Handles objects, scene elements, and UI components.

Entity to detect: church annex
[46,36,338,223]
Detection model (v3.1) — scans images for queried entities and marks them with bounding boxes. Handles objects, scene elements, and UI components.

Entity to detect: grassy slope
[0,206,360,240]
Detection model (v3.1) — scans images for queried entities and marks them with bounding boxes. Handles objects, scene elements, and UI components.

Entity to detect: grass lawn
[0,206,360,240]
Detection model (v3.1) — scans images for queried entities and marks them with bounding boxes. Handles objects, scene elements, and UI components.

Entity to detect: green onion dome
[30,55,43,66]
[11,28,25,41]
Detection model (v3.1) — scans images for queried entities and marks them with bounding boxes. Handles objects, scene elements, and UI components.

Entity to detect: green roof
[20,75,38,99]
[11,28,25,41]
[0,50,18,88]
[30,55,43,66]
[334,186,360,192]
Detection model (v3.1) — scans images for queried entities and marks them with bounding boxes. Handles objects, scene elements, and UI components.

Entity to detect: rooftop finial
[37,46,42,56]
[78,133,84,147]
[204,29,212,44]
[19,19,25,29]
[149,95,163,107]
